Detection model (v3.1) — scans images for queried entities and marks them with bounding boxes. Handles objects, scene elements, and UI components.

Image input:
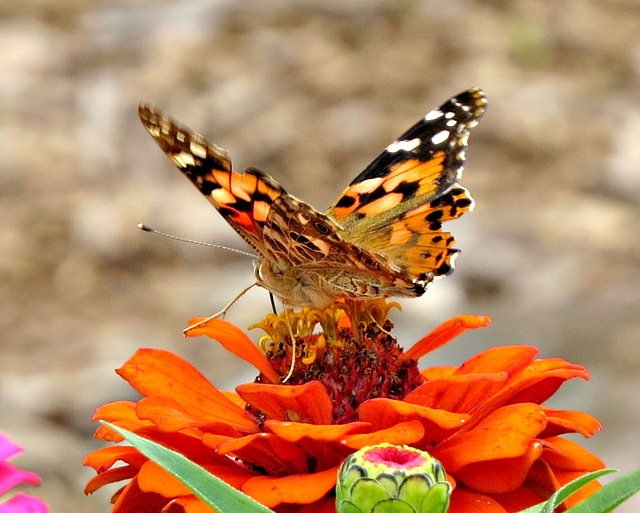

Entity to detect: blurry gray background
[1,0,639,511]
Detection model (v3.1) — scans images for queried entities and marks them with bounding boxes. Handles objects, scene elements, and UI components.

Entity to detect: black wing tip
[449,88,488,120]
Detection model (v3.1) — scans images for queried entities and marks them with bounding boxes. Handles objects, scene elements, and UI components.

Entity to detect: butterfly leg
[269,292,278,315]
[183,282,258,333]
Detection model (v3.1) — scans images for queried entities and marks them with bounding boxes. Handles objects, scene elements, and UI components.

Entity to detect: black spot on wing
[393,180,420,200]
[333,195,357,209]
[413,282,426,296]
[426,210,443,224]
[357,184,387,206]
[198,177,219,196]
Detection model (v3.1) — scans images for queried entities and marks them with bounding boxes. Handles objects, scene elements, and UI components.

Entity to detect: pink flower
[0,431,48,513]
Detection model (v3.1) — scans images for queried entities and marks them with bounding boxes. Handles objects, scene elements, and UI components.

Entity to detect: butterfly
[139,88,486,310]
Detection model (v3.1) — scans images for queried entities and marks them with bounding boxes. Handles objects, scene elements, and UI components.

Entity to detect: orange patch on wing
[388,221,412,245]
[384,153,445,193]
[330,202,358,219]
[231,174,258,202]
[252,200,271,223]
[257,180,282,200]
[232,210,257,233]
[404,244,451,274]
[357,192,404,217]
[212,169,231,189]
[403,191,472,227]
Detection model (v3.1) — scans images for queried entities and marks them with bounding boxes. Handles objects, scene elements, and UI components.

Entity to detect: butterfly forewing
[138,105,286,259]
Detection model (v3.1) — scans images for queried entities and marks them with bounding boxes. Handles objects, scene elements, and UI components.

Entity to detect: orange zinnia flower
[84,300,604,513]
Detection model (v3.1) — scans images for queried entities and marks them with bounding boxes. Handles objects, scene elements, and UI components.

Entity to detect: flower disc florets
[252,299,425,424]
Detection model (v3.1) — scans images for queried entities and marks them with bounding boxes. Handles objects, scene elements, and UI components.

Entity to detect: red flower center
[363,446,427,470]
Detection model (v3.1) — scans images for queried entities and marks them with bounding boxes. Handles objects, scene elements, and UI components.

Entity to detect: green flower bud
[336,444,451,513]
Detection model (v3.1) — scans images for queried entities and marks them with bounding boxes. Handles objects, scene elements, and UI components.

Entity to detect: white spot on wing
[425,109,443,121]
[171,151,197,168]
[386,137,421,153]
[431,130,450,145]
[190,141,207,158]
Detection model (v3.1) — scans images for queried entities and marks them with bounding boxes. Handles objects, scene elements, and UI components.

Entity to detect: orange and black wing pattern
[139,105,286,260]
[326,88,486,285]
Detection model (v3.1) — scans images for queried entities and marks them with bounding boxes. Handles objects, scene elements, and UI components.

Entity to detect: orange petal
[186,318,279,384]
[236,381,332,424]
[136,396,256,435]
[402,315,492,361]
[138,457,255,500]
[264,421,372,470]
[405,372,508,413]
[138,460,191,497]
[542,436,605,471]
[540,407,603,438]
[83,446,146,472]
[453,441,545,493]
[434,403,547,471]
[448,488,508,513]
[554,469,602,508]
[421,365,456,380]
[505,358,590,404]
[112,476,170,513]
[264,420,371,443]
[117,349,256,430]
[242,466,339,508]
[84,465,140,494]
[359,398,469,441]
[215,432,309,475]
[93,401,154,442]
[454,345,539,375]
[528,458,603,509]
[466,359,591,427]
[341,420,425,449]
[486,487,547,512]
[221,391,247,409]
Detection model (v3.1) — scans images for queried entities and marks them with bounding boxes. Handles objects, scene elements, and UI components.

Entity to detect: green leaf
[103,422,275,513]
[515,469,617,513]
[566,468,640,513]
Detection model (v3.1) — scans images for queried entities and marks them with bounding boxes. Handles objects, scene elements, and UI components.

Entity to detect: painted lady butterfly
[139,88,486,308]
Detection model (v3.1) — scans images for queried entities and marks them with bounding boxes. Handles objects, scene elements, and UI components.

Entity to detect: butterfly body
[139,88,486,307]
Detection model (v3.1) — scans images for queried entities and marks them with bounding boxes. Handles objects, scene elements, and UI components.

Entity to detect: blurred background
[1,0,639,511]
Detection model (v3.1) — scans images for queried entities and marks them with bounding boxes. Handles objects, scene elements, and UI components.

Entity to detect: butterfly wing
[138,105,288,260]
[138,106,367,276]
[326,88,486,284]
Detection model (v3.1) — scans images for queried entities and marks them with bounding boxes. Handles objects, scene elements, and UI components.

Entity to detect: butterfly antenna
[138,224,258,259]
